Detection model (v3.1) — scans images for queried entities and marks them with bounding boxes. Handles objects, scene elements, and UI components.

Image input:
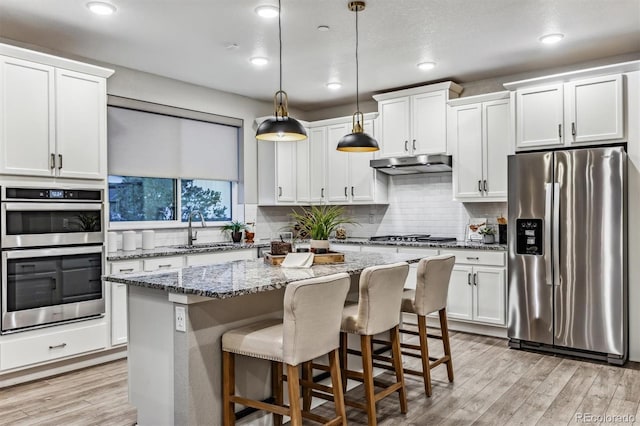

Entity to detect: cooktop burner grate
[369,235,457,243]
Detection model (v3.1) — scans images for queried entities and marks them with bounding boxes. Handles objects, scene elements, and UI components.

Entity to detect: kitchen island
[105,251,424,426]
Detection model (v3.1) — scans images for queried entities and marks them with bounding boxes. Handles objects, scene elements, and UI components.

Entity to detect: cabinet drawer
[143,256,183,271]
[110,260,142,274]
[439,250,505,266]
[0,322,108,371]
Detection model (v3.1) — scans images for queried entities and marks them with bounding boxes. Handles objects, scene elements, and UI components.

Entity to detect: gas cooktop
[369,235,457,243]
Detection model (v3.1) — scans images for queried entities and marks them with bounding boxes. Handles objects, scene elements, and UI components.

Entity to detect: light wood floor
[1,331,639,426]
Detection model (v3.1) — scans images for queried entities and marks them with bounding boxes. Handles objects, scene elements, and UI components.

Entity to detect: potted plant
[222,220,248,243]
[289,205,356,253]
[478,226,496,244]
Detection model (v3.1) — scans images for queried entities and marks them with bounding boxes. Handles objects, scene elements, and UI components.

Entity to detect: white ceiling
[1,0,639,110]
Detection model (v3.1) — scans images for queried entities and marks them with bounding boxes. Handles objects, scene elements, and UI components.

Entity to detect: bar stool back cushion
[283,273,351,366]
[413,255,455,316]
[343,262,409,336]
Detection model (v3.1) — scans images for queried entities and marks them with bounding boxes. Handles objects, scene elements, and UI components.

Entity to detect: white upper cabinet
[506,66,628,151]
[374,81,462,158]
[449,92,510,202]
[275,141,297,203]
[564,74,623,144]
[306,127,327,203]
[348,120,377,202]
[0,44,113,180]
[326,123,351,203]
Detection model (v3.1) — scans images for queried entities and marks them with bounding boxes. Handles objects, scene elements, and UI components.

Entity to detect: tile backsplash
[256,173,507,242]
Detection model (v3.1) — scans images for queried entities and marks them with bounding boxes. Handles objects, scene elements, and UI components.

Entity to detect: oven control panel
[4,187,102,201]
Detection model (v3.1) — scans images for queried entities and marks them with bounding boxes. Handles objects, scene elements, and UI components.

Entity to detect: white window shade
[108,105,240,181]
[179,119,239,181]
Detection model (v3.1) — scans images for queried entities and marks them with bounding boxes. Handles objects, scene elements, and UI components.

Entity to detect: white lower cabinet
[0,321,108,371]
[111,283,128,346]
[441,250,506,326]
[397,247,440,290]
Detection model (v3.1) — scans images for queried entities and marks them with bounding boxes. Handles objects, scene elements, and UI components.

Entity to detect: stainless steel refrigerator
[507,146,627,365]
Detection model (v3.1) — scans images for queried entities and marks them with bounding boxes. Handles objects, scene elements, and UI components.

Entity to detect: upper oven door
[2,202,103,248]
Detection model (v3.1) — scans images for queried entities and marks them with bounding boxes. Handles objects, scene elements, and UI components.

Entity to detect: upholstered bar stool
[221,272,350,426]
[338,262,410,426]
[394,255,456,397]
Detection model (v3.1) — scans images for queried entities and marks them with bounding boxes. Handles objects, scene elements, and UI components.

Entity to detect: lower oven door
[1,245,105,333]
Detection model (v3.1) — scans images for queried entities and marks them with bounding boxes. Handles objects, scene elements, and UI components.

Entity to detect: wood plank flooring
[1,331,638,426]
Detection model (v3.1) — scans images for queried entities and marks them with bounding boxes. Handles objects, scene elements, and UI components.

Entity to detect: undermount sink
[174,242,236,249]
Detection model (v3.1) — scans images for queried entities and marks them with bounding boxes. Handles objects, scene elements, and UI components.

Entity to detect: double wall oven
[1,187,105,333]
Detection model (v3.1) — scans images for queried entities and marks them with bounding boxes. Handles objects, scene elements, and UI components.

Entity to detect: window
[108,176,232,224]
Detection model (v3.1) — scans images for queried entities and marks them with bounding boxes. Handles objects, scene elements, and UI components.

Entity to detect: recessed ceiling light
[317,25,330,32]
[417,62,436,71]
[250,57,269,66]
[255,5,279,18]
[86,1,116,15]
[539,33,564,44]
[326,82,342,90]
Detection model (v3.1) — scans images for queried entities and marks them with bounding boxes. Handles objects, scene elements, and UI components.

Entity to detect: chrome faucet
[187,210,206,246]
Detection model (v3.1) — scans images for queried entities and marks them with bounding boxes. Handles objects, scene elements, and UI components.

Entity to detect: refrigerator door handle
[544,183,553,286]
[553,182,560,287]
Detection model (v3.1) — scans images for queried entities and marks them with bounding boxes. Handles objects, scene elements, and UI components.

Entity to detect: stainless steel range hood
[370,154,452,175]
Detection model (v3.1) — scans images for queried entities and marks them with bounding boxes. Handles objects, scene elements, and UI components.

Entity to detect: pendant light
[256,0,307,141]
[337,1,379,152]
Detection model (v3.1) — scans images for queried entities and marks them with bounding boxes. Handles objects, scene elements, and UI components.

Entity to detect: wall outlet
[175,306,186,332]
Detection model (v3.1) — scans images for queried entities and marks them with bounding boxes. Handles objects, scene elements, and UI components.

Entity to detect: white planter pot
[310,239,330,253]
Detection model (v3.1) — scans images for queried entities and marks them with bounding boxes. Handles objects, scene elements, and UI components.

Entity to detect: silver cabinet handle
[49,343,67,350]
[558,124,562,139]
[58,154,63,170]
[473,273,478,286]
[50,153,56,170]
[483,180,488,192]
[344,186,348,197]
[351,186,354,196]
[118,268,134,273]
[571,122,576,136]
[404,140,409,152]
[158,264,172,268]
[478,180,482,193]
[466,257,479,261]
[412,139,416,151]
[467,273,471,285]
[321,188,324,198]
[278,186,282,197]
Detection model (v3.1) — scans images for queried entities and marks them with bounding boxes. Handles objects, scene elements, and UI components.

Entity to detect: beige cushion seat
[221,273,351,426]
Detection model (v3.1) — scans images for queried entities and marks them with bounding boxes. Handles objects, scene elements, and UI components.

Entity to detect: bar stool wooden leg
[417,315,433,397]
[390,325,408,413]
[301,361,313,412]
[286,364,303,426]
[271,361,284,426]
[361,334,377,426]
[222,351,236,426]
[328,349,347,425]
[439,309,455,382]
[340,332,349,391]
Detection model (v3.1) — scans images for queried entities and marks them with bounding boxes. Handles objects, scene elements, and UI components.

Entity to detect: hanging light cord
[355,5,360,114]
[278,0,283,102]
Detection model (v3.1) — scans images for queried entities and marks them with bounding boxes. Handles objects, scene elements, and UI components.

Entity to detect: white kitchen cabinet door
[111,283,128,346]
[516,84,564,150]
[55,69,106,179]
[473,267,506,325]
[412,91,447,154]
[296,134,311,203]
[482,99,510,199]
[308,127,327,203]
[446,265,474,321]
[348,119,376,202]
[452,104,483,199]
[0,56,55,177]
[565,74,624,144]
[326,123,351,202]
[378,97,410,158]
[275,141,297,203]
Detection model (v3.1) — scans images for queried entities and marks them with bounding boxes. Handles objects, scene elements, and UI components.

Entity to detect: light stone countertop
[104,252,422,299]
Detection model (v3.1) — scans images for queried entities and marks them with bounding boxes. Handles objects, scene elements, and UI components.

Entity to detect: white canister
[142,230,155,250]
[107,231,118,252]
[122,231,137,251]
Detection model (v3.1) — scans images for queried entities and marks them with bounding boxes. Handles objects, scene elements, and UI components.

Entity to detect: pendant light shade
[337,1,379,152]
[256,0,307,141]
